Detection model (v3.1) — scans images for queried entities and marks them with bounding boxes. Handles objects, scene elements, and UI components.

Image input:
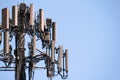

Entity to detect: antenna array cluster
[0,3,68,80]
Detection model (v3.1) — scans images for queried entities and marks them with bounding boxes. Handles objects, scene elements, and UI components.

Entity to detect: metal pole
[16,33,26,80]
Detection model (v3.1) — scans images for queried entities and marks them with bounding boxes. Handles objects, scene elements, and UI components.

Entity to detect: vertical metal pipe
[16,3,26,79]
[29,26,36,80]
[33,35,36,56]
[16,33,25,80]
[18,33,25,48]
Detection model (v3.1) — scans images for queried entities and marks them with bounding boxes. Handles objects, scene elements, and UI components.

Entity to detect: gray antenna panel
[2,8,9,29]
[12,5,18,26]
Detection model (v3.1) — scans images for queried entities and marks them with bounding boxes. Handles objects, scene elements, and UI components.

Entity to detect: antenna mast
[0,2,69,80]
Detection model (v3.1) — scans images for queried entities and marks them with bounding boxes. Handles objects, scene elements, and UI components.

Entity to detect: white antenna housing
[4,31,9,53]
[51,40,55,62]
[39,9,44,32]
[12,5,18,26]
[2,8,9,29]
[32,35,36,56]
[58,45,63,72]
[29,4,34,26]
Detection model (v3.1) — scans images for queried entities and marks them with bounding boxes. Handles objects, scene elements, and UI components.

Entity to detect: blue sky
[0,0,120,80]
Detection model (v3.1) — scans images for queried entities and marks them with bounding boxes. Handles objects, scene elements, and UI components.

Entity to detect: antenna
[12,5,18,26]
[52,22,56,42]
[29,4,34,26]
[2,8,9,29]
[39,9,44,32]
[51,40,55,62]
[58,45,63,72]
[0,3,69,80]
[2,8,9,54]
[4,30,9,54]
[65,49,68,73]
[32,35,36,56]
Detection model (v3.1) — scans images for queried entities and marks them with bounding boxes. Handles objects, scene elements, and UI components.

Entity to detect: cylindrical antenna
[29,4,34,26]
[51,40,55,62]
[52,22,56,42]
[4,31,9,53]
[2,8,9,53]
[65,49,68,73]
[0,32,2,44]
[58,45,63,72]
[12,5,18,26]
[2,8,9,29]
[31,35,36,69]
[39,9,44,32]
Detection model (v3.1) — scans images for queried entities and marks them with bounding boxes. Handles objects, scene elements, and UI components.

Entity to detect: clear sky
[0,0,120,80]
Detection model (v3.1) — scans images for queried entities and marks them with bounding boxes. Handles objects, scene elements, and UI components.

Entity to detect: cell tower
[0,3,68,80]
